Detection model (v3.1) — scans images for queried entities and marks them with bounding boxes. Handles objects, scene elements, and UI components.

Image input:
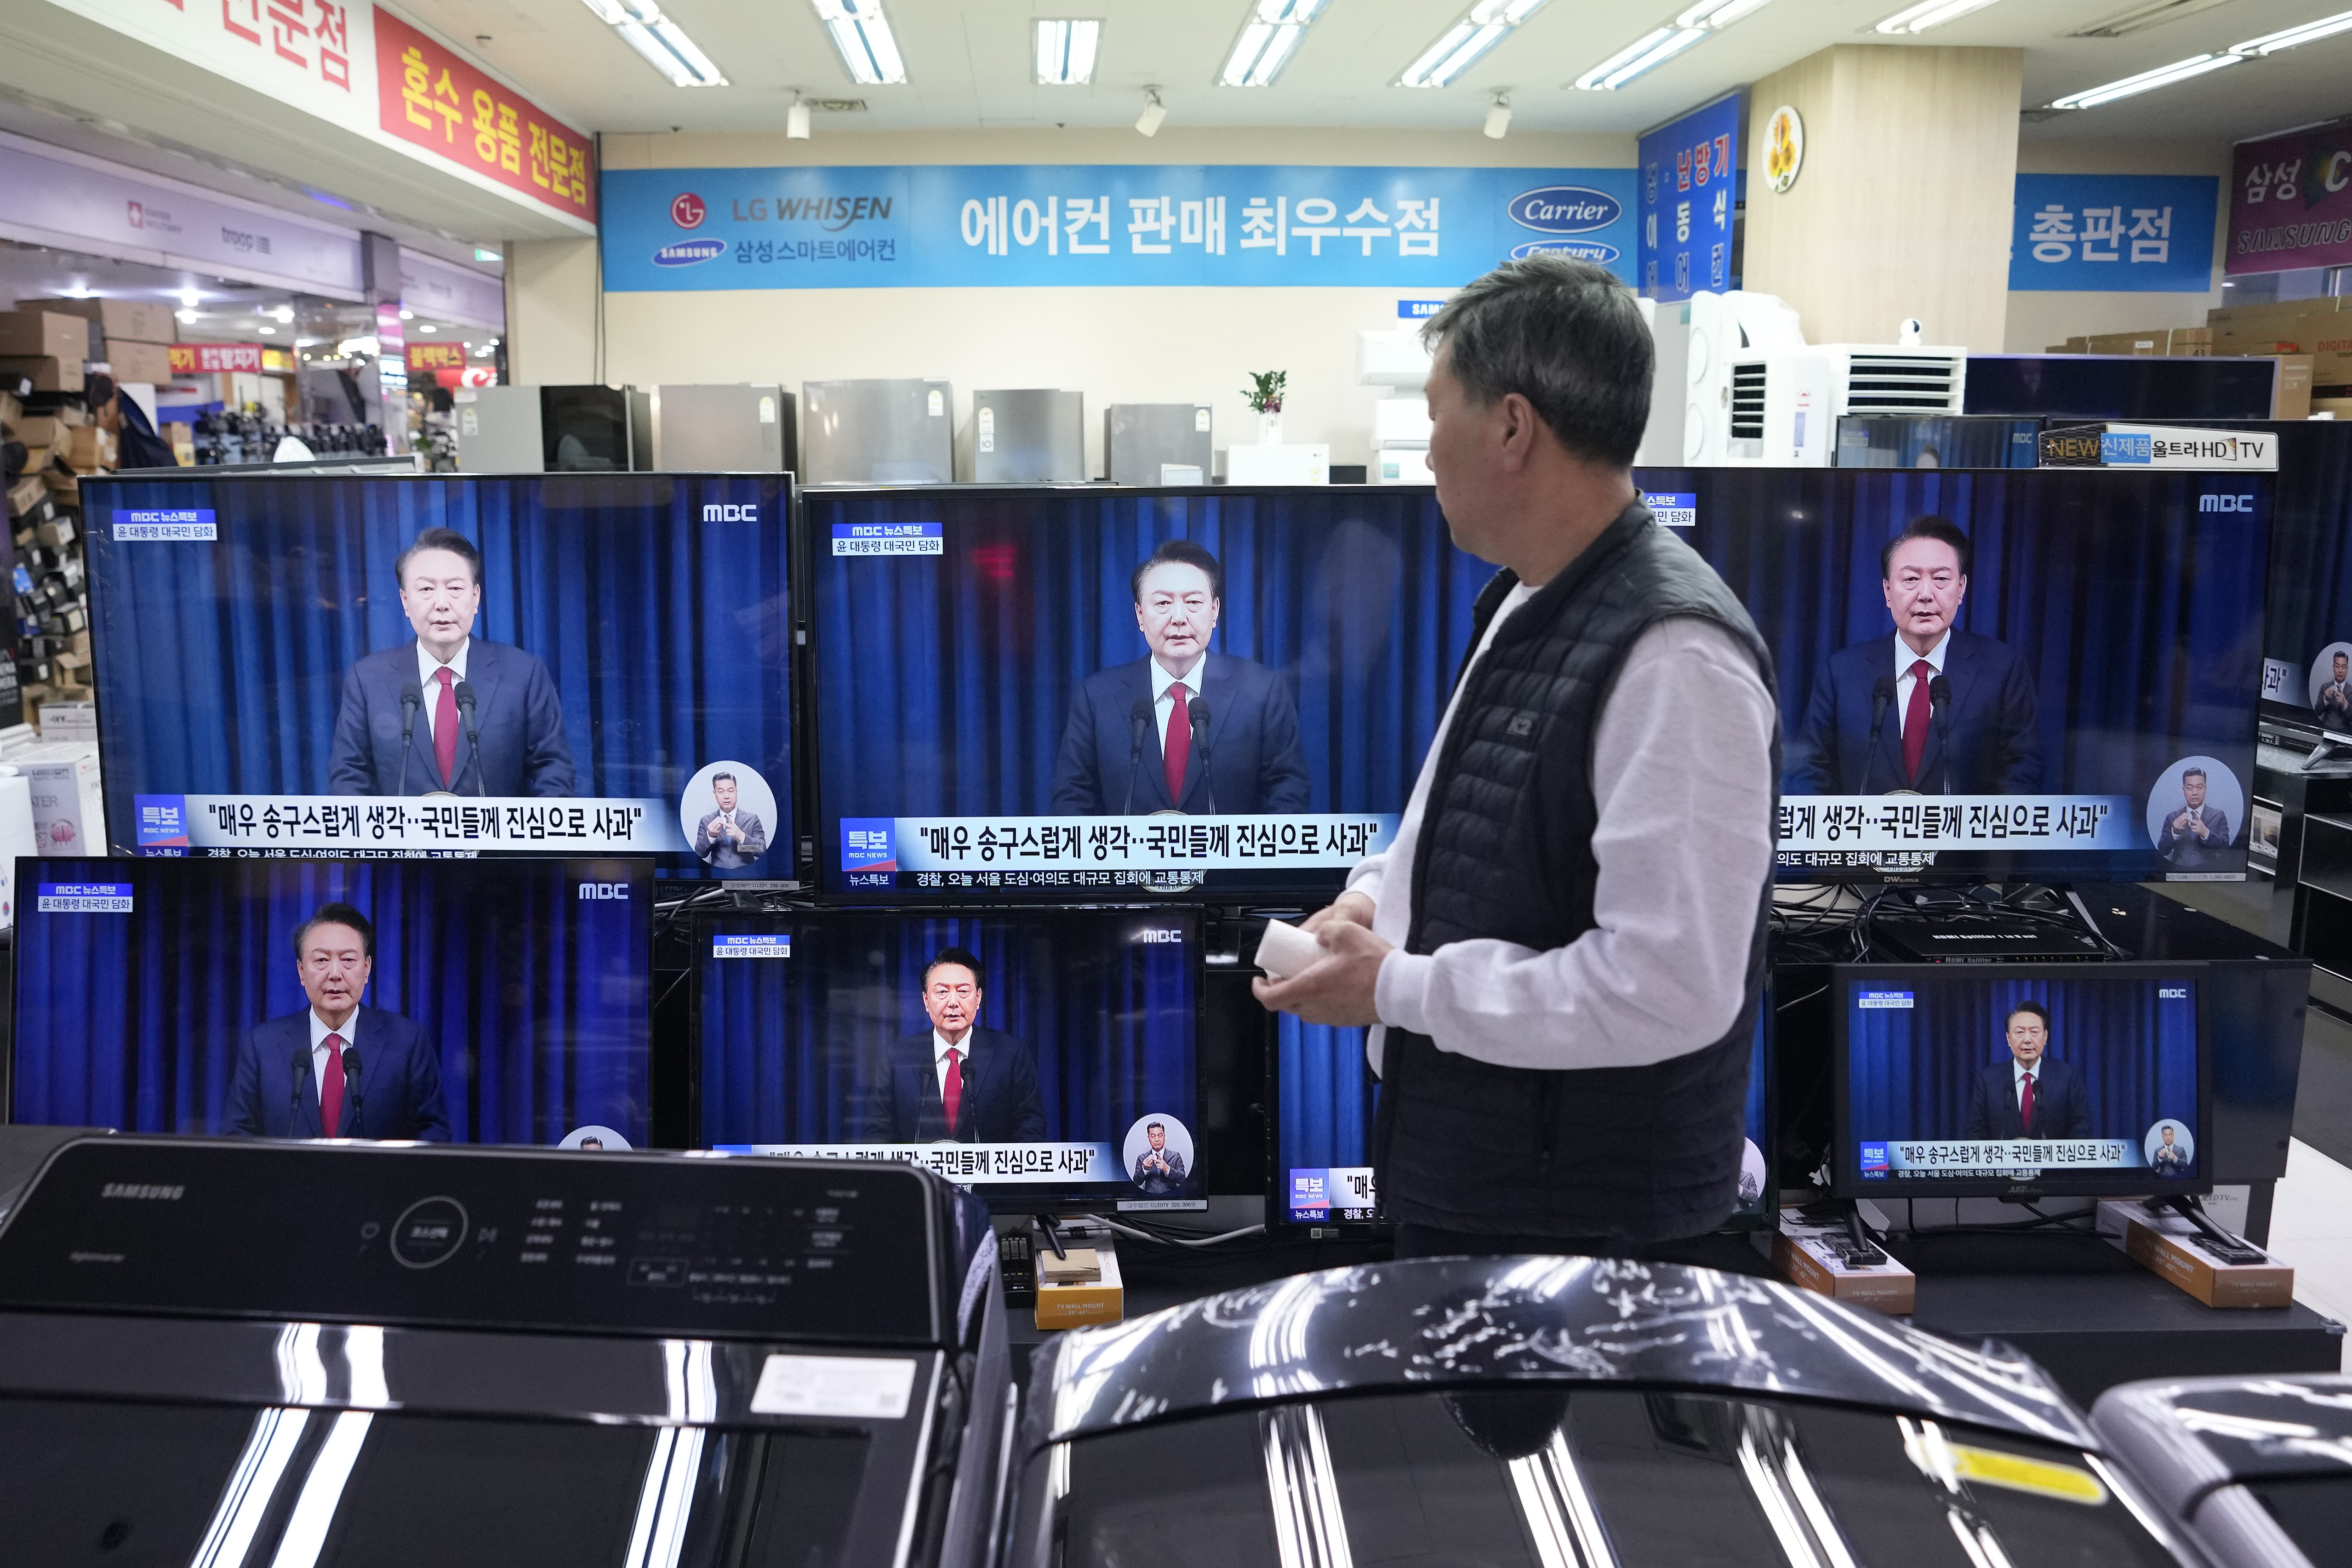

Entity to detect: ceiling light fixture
[1573,0,1772,91]
[1398,0,1547,90]
[258,325,276,335]
[579,0,728,86]
[1136,89,1167,136]
[2066,0,2235,39]
[811,0,907,86]
[1873,0,2002,34]
[788,92,812,138]
[2046,8,2352,111]
[2233,6,2352,53]
[1484,93,1512,137]
[1219,0,1326,88]
[417,323,438,333]
[1035,19,1101,85]
[177,308,198,323]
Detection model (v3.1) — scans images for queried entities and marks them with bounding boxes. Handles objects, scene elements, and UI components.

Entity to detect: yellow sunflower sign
[1764,104,1804,194]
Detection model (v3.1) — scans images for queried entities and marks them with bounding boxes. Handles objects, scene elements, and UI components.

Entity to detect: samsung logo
[2198,493,2256,513]
[102,1182,184,1200]
[653,239,727,267]
[1135,928,1185,944]
[1509,239,1621,264]
[579,883,631,901]
[702,503,759,521]
[1507,187,1623,234]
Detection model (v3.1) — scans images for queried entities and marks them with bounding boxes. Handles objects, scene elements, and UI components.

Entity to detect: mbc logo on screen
[578,883,631,901]
[702,503,759,521]
[2198,493,2257,513]
[1133,928,1185,944]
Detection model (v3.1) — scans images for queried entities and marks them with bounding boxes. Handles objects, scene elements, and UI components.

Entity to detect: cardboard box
[0,357,82,393]
[2312,397,2352,420]
[2086,331,2169,355]
[63,426,115,473]
[2063,336,2090,354]
[1033,1241,1124,1329]
[10,415,70,449]
[2170,327,2213,355]
[0,388,18,434]
[22,296,176,344]
[2096,1201,2294,1308]
[10,740,103,855]
[2265,354,2316,420]
[103,339,172,384]
[36,516,74,550]
[8,474,47,520]
[0,311,93,364]
[1771,1213,1916,1314]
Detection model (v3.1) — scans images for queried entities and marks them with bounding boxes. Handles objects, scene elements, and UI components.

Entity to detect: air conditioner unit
[1683,291,1804,464]
[1721,346,1970,467]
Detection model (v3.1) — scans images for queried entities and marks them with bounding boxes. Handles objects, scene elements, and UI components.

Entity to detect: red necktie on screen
[320,1033,346,1138]
[942,1048,963,1134]
[1901,659,1933,783]
[2019,1070,2035,1134]
[433,666,459,788]
[1164,682,1192,805]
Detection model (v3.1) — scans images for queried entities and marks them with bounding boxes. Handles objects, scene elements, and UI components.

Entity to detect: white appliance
[1359,328,1435,483]
[1682,290,1805,464]
[1721,346,1970,467]
[1225,444,1330,485]
[1635,296,1691,468]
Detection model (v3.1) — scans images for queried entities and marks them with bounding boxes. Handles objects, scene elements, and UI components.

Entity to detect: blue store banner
[2009,173,2220,292]
[1637,91,1742,302]
[601,164,1636,291]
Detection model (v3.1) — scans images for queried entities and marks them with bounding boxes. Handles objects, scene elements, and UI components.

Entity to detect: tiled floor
[2266,1138,2352,1370]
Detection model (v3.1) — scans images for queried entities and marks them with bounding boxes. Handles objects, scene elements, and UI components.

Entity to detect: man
[1132,1122,1187,1194]
[855,948,1048,1143]
[2317,651,2352,729]
[224,902,450,1140]
[2157,766,2232,872]
[1962,1001,2090,1141]
[328,528,575,797]
[1048,539,1311,815]
[695,772,767,868]
[1252,254,1779,1260]
[82,373,179,470]
[2151,1123,2191,1175]
[1784,517,2042,796]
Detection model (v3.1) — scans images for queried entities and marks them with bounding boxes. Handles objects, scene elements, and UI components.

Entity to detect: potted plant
[1243,370,1287,444]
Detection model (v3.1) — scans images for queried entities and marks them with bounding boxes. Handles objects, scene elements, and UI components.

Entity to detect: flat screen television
[82,473,793,878]
[693,906,1205,1210]
[11,856,654,1146]
[803,484,1489,898]
[1833,963,2209,1199]
[1634,466,2272,883]
[2237,421,2352,735]
[1962,355,2278,421]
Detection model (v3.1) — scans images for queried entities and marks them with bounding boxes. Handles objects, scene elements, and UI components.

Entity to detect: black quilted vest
[1374,500,1780,1241]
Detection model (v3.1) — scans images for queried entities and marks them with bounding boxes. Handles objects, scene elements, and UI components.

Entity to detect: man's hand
[1302,890,1376,935]
[725,819,745,843]
[2172,809,2194,833]
[1253,918,1392,1026]
[2192,815,2210,840]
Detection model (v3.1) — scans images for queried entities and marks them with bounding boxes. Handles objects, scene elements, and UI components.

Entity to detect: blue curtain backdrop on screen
[12,859,651,1144]
[697,914,1196,1148]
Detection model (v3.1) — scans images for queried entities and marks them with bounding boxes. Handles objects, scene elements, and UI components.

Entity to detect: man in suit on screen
[2318,651,2352,728]
[224,902,450,1140]
[327,527,576,797]
[695,772,767,868]
[2157,767,2233,872]
[854,948,1048,1143]
[1962,1000,2089,1141]
[1784,516,2041,797]
[1048,539,1311,815]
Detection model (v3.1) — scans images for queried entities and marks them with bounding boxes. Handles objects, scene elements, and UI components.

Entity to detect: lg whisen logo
[1134,928,1185,944]
[672,193,707,229]
[2199,493,2257,513]
[579,882,631,901]
[703,503,759,521]
[102,1182,184,1200]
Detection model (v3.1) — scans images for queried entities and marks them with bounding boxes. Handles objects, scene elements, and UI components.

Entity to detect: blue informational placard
[2009,174,2219,292]
[602,165,1636,291]
[1637,92,1742,302]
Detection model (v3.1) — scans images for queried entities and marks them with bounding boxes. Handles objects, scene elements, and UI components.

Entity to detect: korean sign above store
[2008,173,2218,293]
[2226,123,2352,275]
[37,0,593,230]
[600,165,1638,291]
[1636,92,1741,304]
[168,343,268,373]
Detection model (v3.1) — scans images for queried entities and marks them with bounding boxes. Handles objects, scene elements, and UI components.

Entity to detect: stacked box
[10,740,103,855]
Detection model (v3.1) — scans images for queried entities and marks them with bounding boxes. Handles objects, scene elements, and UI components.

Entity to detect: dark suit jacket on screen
[1961,1058,2090,1141]
[696,810,767,868]
[1047,652,1311,815]
[854,1027,1048,1143]
[328,638,576,797]
[2157,803,2232,871]
[223,1007,451,1141]
[1784,631,2041,796]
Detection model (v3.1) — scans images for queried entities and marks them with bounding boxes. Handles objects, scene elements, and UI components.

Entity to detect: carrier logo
[702,502,759,521]
[1134,928,1185,944]
[2199,493,2257,513]
[1509,239,1621,264]
[101,1182,184,1200]
[671,192,707,229]
[579,882,631,901]
[654,239,726,267]
[1507,186,1623,234]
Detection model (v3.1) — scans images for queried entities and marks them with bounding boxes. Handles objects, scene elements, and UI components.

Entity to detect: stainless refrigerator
[650,384,796,471]
[1104,403,1214,484]
[972,388,1085,482]
[802,378,955,484]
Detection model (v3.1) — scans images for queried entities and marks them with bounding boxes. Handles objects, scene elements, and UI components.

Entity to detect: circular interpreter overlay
[2143,1120,2194,1170]
[562,1124,633,1151]
[681,760,778,868]
[1123,1113,1196,1190]
[2308,642,2352,715]
[2143,757,2244,850]
[1738,1139,1768,1207]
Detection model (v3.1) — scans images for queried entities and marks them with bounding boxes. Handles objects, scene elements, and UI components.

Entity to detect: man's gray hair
[1419,254,1654,468]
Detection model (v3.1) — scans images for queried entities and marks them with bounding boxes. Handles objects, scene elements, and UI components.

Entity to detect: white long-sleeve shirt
[1352,605,1777,1075]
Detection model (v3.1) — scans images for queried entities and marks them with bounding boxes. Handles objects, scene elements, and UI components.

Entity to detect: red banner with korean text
[168,343,267,374]
[406,342,468,372]
[2227,124,2352,275]
[371,7,596,224]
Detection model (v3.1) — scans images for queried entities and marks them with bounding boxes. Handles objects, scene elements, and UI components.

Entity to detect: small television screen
[2242,422,2352,733]
[1635,466,2271,882]
[694,907,1203,1207]
[84,473,793,878]
[804,485,1489,897]
[1833,964,2207,1198]
[11,856,654,1146]
[1962,355,2278,422]
[1273,1001,1773,1230]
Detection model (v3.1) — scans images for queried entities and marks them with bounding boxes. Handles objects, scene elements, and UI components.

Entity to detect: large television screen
[11,856,653,1146]
[84,473,793,878]
[1639,466,2271,882]
[2240,422,2352,734]
[1833,964,2207,1198]
[805,485,1490,897]
[695,907,1203,1208]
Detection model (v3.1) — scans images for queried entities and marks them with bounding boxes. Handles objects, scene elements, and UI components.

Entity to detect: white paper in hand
[1255,917,1324,980]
